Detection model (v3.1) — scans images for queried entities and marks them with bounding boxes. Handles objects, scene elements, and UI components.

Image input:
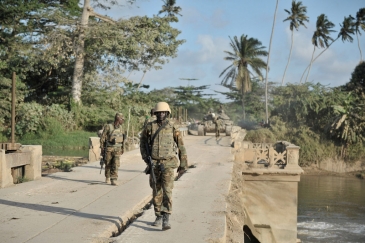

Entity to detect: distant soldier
[100,113,125,186]
[143,108,156,128]
[212,113,222,139]
[140,102,188,230]
[218,104,224,114]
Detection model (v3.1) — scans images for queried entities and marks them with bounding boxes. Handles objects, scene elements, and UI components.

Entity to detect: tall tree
[282,0,309,86]
[264,0,279,123]
[158,0,182,17]
[354,8,365,62]
[219,35,267,119]
[304,14,335,83]
[71,0,123,105]
[301,15,355,83]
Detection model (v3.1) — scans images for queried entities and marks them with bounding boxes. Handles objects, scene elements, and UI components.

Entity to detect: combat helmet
[154,102,171,114]
[115,112,124,120]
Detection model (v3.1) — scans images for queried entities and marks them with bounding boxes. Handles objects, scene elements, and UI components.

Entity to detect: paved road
[0,135,233,243]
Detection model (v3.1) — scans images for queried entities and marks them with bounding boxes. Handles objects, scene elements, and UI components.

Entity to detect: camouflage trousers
[105,146,123,180]
[149,162,175,216]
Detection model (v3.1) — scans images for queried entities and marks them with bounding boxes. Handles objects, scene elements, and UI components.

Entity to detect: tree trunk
[300,38,338,83]
[241,94,246,120]
[137,70,147,89]
[71,0,90,104]
[281,30,294,86]
[265,0,279,123]
[304,45,316,83]
[356,32,363,62]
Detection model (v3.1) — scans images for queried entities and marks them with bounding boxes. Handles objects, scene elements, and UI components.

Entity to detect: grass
[20,130,96,148]
[16,176,30,184]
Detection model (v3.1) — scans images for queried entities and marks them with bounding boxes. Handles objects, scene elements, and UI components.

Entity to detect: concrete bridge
[0,128,303,243]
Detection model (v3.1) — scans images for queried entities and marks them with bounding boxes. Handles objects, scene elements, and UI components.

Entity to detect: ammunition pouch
[109,134,124,144]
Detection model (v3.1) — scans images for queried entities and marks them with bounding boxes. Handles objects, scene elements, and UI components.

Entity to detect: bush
[43,104,76,131]
[245,128,276,143]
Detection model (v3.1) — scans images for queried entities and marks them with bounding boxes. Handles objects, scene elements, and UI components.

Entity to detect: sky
[98,0,365,102]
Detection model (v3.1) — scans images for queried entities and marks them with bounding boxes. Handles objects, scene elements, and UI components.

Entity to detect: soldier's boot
[111,179,118,186]
[105,178,110,183]
[162,213,171,230]
[152,216,162,226]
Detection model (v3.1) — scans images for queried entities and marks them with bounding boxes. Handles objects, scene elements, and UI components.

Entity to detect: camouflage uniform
[100,123,125,181]
[140,119,188,216]
[213,116,222,138]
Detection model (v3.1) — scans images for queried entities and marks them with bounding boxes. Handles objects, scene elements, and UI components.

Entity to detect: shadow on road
[0,198,124,231]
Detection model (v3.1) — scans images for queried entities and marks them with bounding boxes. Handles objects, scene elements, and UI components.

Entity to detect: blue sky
[98,0,365,102]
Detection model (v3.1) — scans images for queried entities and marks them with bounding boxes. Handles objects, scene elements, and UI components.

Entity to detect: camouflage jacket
[100,123,125,148]
[140,119,188,169]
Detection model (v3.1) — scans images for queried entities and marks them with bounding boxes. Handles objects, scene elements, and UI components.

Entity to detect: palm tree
[219,35,267,119]
[304,14,335,83]
[158,0,182,17]
[265,0,279,123]
[354,8,365,62]
[301,15,355,83]
[327,93,365,158]
[282,0,309,86]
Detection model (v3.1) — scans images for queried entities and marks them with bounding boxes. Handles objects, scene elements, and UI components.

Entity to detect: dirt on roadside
[42,156,89,175]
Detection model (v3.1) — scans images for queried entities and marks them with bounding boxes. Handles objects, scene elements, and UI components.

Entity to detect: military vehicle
[188,111,233,136]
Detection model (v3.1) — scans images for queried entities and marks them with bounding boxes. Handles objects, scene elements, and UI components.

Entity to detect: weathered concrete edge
[221,161,234,243]
[92,194,153,242]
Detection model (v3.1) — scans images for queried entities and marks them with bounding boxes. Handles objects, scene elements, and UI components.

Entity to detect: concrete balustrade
[231,128,303,243]
[0,145,42,188]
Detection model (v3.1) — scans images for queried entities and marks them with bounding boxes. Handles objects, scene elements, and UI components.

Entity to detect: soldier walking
[100,113,125,186]
[213,113,221,139]
[140,102,188,230]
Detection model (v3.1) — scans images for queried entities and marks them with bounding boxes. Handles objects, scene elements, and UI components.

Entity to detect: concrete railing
[235,141,301,170]
[231,128,303,243]
[0,145,42,188]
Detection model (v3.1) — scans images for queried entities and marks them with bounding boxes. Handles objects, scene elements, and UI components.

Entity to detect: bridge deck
[0,135,233,243]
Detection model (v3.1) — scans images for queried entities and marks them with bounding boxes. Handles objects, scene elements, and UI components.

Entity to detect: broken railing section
[236,141,300,169]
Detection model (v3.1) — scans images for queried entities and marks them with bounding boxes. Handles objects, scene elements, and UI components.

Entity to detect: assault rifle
[100,144,107,174]
[144,142,158,194]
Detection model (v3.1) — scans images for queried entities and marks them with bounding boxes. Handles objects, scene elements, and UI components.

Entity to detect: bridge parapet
[235,140,301,172]
[231,129,303,242]
[0,145,42,188]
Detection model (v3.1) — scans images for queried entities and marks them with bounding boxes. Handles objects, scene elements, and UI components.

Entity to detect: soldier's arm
[100,124,109,150]
[173,127,188,169]
[139,124,149,160]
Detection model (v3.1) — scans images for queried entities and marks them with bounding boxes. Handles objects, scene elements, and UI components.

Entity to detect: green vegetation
[15,176,30,184]
[1,2,365,167]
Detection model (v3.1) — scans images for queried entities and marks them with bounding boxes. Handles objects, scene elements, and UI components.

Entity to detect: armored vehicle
[188,111,233,136]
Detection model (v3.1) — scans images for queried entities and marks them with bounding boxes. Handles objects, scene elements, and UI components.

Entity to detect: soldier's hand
[143,164,150,174]
[177,166,186,177]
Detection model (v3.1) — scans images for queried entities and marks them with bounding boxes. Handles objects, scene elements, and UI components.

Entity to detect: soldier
[140,102,188,230]
[213,113,222,139]
[143,108,156,128]
[100,113,125,186]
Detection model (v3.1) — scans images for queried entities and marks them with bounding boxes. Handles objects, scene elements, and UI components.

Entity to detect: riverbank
[302,164,364,179]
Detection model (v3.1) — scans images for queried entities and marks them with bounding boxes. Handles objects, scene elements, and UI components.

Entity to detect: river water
[298,175,365,243]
